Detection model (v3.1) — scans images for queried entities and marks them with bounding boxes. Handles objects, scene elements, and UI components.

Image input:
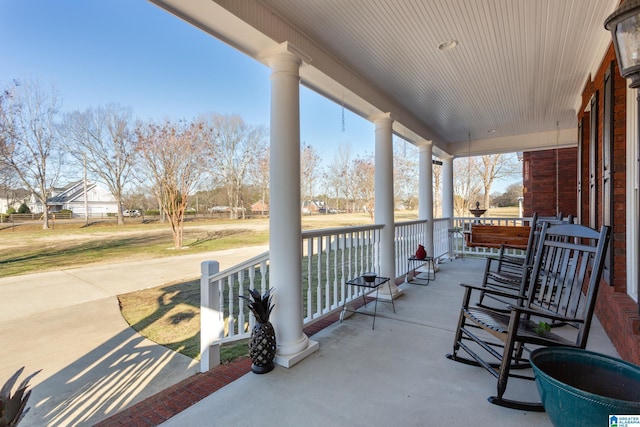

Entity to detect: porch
[143,0,640,366]
[159,256,617,426]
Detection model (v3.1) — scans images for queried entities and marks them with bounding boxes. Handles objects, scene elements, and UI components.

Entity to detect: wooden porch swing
[463,224,531,250]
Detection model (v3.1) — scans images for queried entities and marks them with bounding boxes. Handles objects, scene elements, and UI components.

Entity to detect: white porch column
[266,43,318,368]
[418,141,434,257]
[442,155,454,223]
[371,113,400,297]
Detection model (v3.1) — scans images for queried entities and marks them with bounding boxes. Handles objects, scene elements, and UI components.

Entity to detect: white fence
[200,216,531,371]
[200,223,384,371]
[301,225,383,324]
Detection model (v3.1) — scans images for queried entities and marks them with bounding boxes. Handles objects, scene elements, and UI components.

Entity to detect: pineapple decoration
[241,288,276,374]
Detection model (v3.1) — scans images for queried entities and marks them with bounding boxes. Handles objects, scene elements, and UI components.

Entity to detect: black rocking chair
[478,213,573,311]
[446,222,611,411]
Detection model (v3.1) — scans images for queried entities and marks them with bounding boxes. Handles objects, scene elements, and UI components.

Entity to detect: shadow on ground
[23,327,196,427]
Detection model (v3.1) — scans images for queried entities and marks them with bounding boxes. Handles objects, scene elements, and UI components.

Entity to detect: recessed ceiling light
[438,39,458,51]
[488,129,497,133]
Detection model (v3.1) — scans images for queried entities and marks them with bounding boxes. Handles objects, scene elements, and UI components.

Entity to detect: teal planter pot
[530,347,640,427]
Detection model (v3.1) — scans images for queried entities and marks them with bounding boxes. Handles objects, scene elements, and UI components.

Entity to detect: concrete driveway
[0,245,268,427]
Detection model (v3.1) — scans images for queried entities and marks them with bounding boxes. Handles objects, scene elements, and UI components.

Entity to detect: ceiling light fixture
[438,39,458,51]
[605,0,640,88]
[488,129,497,134]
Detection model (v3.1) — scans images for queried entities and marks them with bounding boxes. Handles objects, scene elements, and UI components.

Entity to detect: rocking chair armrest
[505,305,586,324]
[459,283,527,301]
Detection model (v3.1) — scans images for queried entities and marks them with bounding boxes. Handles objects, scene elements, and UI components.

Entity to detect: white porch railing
[199,216,531,371]
[301,225,383,324]
[394,219,428,276]
[434,218,452,260]
[200,223,384,371]
[199,252,271,370]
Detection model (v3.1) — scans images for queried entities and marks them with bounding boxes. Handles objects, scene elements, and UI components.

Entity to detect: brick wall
[596,285,640,363]
[578,44,639,364]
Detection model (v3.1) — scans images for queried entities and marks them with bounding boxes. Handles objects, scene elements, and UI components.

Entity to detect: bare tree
[491,182,523,207]
[393,139,418,209]
[301,143,320,204]
[136,119,204,249]
[63,104,137,225]
[0,79,65,229]
[475,153,520,210]
[453,156,483,216]
[0,159,21,213]
[202,114,267,219]
[351,155,375,219]
[433,162,442,217]
[324,142,353,212]
[249,146,270,216]
[123,184,157,214]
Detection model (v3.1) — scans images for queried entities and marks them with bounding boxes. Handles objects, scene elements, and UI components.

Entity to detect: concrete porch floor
[155,257,619,427]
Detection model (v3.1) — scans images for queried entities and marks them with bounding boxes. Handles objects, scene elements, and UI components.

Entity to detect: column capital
[260,41,311,65]
[416,139,433,148]
[369,112,395,124]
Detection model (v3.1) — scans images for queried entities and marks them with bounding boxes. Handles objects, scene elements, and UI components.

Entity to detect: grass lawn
[118,278,250,363]
[0,216,271,278]
[0,208,519,278]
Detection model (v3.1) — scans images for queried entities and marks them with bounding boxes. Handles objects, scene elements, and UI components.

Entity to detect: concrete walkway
[0,245,268,427]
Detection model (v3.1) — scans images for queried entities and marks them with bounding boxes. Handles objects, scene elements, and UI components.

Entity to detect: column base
[274,339,319,368]
[416,262,438,275]
[376,283,404,301]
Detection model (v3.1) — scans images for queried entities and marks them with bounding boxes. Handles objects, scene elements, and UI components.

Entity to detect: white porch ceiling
[149,0,620,158]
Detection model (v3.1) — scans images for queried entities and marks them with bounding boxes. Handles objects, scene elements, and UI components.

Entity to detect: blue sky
[0,0,520,193]
[0,0,378,163]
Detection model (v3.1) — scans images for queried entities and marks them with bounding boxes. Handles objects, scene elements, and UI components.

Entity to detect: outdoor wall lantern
[605,0,640,88]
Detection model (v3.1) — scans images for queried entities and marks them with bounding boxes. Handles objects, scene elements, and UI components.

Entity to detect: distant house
[251,200,269,213]
[0,187,30,214]
[301,199,323,215]
[29,181,119,216]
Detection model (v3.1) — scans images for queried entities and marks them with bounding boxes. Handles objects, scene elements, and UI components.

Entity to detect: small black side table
[406,256,436,285]
[340,275,395,329]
